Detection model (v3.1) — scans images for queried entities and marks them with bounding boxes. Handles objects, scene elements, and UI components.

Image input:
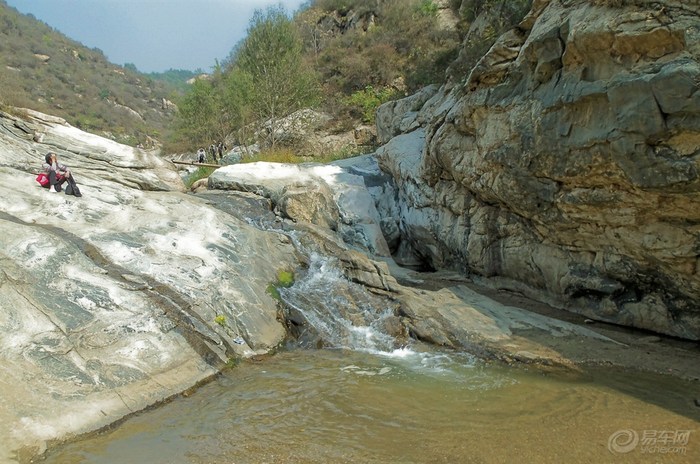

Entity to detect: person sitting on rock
[42,152,82,196]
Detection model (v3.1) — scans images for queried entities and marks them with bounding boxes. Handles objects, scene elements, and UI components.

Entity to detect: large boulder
[209,161,392,257]
[0,109,299,459]
[375,0,700,339]
[252,108,377,158]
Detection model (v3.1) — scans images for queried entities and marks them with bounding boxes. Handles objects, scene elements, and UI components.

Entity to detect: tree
[234,5,319,147]
[223,69,255,147]
[175,78,228,146]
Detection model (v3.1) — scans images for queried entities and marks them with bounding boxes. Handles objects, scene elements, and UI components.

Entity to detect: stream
[43,251,700,463]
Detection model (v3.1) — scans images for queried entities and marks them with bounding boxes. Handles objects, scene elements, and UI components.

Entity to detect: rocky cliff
[375,0,700,339]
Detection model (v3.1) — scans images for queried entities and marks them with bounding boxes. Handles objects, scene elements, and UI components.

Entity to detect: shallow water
[45,347,699,464]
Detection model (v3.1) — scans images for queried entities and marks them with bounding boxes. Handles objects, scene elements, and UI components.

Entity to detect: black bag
[65,173,82,197]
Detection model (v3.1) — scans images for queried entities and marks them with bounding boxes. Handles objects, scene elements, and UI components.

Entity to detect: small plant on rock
[266,269,295,301]
[214,314,227,327]
[277,270,295,287]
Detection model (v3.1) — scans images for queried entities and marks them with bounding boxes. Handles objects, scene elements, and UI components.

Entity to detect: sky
[4,0,308,73]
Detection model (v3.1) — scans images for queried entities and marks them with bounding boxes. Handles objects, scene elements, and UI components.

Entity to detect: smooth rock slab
[0,109,298,461]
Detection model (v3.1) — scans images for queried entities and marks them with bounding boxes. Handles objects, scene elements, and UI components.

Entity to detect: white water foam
[278,252,482,376]
[280,252,399,354]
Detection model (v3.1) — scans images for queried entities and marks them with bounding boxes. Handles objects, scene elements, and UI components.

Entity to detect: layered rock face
[376,0,700,339]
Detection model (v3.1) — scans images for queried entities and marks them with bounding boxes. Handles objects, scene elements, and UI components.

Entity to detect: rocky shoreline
[384,264,700,382]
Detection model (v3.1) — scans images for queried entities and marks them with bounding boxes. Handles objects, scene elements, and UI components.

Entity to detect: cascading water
[245,219,476,374]
[276,249,476,376]
[279,251,402,354]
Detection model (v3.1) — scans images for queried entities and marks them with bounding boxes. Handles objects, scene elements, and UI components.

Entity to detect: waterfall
[279,252,403,355]
[249,221,474,371]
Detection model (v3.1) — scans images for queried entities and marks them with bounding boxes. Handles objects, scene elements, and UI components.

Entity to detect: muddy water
[45,347,699,464]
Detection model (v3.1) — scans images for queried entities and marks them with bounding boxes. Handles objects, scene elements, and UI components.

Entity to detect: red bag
[36,173,49,187]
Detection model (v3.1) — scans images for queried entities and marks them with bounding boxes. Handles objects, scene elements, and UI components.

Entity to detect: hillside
[170,0,535,154]
[295,0,533,119]
[0,0,184,147]
[0,0,530,153]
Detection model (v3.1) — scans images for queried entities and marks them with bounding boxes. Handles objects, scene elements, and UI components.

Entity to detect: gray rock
[209,161,392,256]
[376,84,440,144]
[373,0,700,340]
[252,109,367,157]
[0,109,299,458]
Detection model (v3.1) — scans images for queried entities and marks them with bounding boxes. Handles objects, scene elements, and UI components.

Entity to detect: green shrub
[214,314,227,327]
[417,0,439,16]
[277,270,295,287]
[266,283,281,301]
[343,85,398,124]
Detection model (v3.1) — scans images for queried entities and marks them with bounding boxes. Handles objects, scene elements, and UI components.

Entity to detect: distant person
[197,148,206,163]
[210,143,218,163]
[217,141,224,163]
[41,152,82,196]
